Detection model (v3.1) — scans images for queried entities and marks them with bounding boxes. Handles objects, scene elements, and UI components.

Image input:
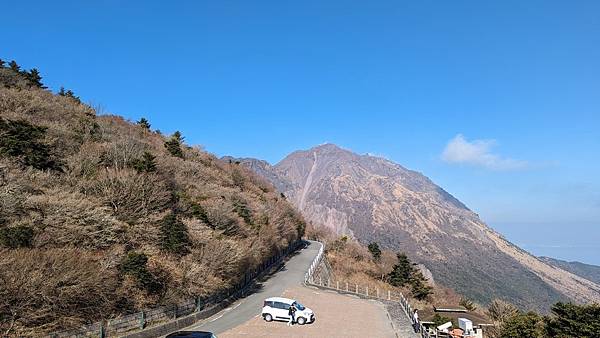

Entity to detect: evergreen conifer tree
[544,302,600,337]
[25,68,45,88]
[8,60,20,73]
[0,118,61,171]
[0,59,5,68]
[387,253,413,287]
[159,212,191,255]
[368,242,382,261]
[173,131,184,142]
[164,133,184,158]
[386,251,433,300]
[58,87,81,103]
[191,203,212,228]
[66,89,79,101]
[232,196,253,225]
[410,270,433,300]
[119,252,162,293]
[132,151,157,173]
[137,117,151,130]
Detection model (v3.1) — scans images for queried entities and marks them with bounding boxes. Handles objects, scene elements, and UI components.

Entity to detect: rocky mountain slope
[233,144,600,311]
[540,257,600,285]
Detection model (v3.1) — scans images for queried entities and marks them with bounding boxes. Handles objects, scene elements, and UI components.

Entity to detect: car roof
[265,297,294,303]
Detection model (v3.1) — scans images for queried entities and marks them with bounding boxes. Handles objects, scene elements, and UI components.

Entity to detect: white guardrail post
[304,241,324,284]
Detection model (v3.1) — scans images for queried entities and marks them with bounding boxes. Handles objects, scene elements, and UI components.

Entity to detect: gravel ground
[219,286,397,338]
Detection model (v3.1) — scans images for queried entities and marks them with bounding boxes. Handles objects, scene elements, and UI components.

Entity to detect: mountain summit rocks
[229,143,600,310]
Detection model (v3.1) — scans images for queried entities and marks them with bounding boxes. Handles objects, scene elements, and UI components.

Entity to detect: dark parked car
[166,331,216,338]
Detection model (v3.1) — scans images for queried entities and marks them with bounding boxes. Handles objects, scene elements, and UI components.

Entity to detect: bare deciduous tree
[85,169,171,222]
[0,249,118,336]
[26,189,125,249]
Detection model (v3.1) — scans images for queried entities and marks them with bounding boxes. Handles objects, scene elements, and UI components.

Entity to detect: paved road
[185,240,322,335]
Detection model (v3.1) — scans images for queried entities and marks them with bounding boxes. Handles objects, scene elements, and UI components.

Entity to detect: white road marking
[210,314,224,322]
[205,300,245,323]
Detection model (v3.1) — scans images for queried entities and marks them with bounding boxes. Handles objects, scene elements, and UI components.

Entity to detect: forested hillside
[0,60,305,336]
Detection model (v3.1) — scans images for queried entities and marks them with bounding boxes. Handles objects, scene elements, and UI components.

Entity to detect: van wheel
[297,317,306,325]
[264,314,273,322]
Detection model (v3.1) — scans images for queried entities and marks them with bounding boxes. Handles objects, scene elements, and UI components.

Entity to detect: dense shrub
[498,312,545,338]
[487,299,519,323]
[203,199,245,237]
[460,297,477,311]
[99,137,146,170]
[232,195,253,226]
[119,251,163,294]
[0,226,34,248]
[0,180,27,224]
[432,313,454,327]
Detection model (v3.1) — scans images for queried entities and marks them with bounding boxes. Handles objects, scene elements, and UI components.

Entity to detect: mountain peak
[307,143,351,155]
[239,146,600,310]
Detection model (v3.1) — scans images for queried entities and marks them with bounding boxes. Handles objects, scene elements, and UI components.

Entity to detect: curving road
[184,240,322,335]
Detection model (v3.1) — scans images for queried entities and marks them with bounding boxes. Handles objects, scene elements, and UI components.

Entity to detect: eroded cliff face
[233,144,600,310]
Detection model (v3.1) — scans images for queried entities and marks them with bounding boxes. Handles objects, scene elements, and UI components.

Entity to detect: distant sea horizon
[492,222,600,266]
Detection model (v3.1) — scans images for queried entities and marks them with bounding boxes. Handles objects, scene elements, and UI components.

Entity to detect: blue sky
[3,1,599,264]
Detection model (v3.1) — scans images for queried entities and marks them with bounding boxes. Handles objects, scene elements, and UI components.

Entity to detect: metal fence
[47,239,304,338]
[303,243,431,338]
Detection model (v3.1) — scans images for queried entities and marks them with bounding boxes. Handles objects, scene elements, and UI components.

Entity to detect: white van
[261,297,315,325]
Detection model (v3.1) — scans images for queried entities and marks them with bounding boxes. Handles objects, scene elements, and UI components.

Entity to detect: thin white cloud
[442,134,527,170]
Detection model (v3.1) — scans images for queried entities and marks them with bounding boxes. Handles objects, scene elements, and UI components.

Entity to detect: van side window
[274,302,290,309]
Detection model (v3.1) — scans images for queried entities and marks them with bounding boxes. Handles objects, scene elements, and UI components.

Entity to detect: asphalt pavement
[185,240,322,335]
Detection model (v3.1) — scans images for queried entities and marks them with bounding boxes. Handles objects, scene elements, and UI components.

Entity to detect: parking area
[218,286,396,338]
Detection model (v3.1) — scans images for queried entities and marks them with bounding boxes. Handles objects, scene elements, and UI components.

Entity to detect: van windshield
[293,302,305,310]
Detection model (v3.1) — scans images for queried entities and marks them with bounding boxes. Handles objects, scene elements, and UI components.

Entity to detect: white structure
[436,321,452,333]
[459,318,484,338]
[458,318,473,332]
[261,297,315,325]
